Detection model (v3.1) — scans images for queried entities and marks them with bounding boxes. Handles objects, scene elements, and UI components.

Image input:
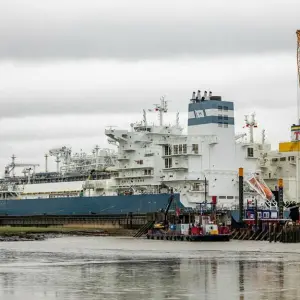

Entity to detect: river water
[0,237,299,299]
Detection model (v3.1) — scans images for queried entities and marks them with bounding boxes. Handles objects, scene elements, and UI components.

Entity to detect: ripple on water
[0,237,298,300]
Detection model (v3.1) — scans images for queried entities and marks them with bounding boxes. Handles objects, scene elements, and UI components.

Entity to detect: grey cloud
[0,96,153,118]
[0,129,102,142]
[0,0,299,60]
[0,83,296,119]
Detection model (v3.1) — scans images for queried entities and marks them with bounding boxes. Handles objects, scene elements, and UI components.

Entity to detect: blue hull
[0,194,181,216]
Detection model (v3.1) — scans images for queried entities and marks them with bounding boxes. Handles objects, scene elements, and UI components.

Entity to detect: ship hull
[146,234,231,242]
[0,193,180,216]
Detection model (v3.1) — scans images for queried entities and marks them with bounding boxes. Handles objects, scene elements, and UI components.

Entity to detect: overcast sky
[0,0,299,175]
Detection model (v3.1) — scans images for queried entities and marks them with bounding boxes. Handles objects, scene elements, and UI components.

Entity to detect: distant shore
[0,226,136,241]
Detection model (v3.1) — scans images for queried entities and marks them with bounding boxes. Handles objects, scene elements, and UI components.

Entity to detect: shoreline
[0,226,137,241]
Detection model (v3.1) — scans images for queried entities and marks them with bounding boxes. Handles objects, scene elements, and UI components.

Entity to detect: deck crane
[49,146,71,174]
[4,155,39,178]
[297,30,300,89]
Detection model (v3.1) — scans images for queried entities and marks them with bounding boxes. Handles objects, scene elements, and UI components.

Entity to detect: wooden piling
[268,223,272,243]
[273,223,277,243]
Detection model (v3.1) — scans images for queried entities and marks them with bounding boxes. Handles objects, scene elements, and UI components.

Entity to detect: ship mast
[143,109,147,127]
[154,95,168,126]
[244,113,257,143]
[176,112,180,128]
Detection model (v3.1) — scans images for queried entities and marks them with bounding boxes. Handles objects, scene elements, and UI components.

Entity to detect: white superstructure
[105,91,277,209]
[1,90,298,209]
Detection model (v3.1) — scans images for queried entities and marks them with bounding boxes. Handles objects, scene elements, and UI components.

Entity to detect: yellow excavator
[153,193,175,230]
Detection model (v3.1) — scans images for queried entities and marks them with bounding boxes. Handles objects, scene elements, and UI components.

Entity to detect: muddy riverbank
[0,226,137,241]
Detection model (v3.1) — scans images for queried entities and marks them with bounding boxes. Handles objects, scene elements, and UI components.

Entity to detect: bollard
[268,223,272,243]
[284,225,287,243]
[238,168,244,223]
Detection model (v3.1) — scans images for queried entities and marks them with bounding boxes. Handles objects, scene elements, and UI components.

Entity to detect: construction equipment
[153,193,175,229]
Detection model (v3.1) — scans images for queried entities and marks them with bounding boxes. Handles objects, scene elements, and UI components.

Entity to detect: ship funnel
[204,91,209,100]
[196,90,201,100]
[192,91,196,100]
[209,91,212,99]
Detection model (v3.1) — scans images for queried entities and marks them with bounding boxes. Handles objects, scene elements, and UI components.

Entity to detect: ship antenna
[151,95,168,126]
[176,112,179,127]
[158,95,168,126]
[261,129,266,145]
[143,109,147,127]
[244,112,258,143]
[11,154,16,177]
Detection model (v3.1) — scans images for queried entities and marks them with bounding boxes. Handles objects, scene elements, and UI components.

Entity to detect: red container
[219,226,230,234]
[191,227,201,235]
[212,196,217,205]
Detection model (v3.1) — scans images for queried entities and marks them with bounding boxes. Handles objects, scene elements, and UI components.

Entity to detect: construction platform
[146,233,231,242]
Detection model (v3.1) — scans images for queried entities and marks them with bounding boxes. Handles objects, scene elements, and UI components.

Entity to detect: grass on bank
[0,226,106,236]
[0,226,134,236]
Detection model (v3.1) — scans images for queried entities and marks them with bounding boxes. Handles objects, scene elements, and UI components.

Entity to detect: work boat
[147,215,231,242]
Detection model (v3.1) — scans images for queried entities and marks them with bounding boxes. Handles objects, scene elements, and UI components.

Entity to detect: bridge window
[164,145,172,156]
[218,106,222,111]
[173,145,178,154]
[224,106,228,111]
[179,144,183,154]
[183,144,187,154]
[144,169,151,175]
[193,183,200,191]
[165,158,172,168]
[192,144,199,154]
[280,157,286,161]
[247,148,254,158]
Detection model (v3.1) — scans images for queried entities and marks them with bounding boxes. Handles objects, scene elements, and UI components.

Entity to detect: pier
[0,213,149,229]
[231,222,300,243]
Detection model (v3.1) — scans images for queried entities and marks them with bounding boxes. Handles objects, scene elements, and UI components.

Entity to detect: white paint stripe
[188,109,234,119]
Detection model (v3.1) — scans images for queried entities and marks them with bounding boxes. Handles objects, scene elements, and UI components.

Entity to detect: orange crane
[297,30,300,87]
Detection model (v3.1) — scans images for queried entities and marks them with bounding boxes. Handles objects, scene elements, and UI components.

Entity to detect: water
[0,237,300,299]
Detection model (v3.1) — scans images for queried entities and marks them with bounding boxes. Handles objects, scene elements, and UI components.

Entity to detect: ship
[0,90,298,217]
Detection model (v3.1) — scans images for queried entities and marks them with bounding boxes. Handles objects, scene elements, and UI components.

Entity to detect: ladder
[133,221,155,237]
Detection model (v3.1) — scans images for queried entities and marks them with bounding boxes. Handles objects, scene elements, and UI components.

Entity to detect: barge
[146,203,231,242]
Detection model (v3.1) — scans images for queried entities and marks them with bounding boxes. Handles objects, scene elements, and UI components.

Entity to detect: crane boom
[297,30,300,87]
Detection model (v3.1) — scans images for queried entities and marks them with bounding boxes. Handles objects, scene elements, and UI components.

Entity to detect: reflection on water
[0,237,299,299]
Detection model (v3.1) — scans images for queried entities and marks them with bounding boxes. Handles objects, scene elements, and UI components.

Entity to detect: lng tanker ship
[0,90,295,216]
